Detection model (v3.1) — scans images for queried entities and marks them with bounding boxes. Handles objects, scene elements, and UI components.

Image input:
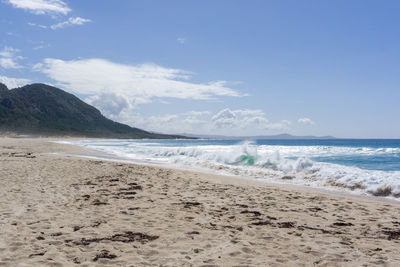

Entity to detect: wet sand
[1,137,400,266]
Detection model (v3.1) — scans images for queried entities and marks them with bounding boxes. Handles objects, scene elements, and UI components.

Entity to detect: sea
[64,139,400,199]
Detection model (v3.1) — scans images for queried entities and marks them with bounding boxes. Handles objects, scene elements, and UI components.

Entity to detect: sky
[1,0,400,138]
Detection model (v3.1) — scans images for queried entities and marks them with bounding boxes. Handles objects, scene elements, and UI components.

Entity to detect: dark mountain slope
[0,83,186,139]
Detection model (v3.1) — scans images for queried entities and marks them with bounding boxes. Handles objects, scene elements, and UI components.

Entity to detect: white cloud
[212,108,237,128]
[0,58,20,69]
[28,17,91,30]
[0,46,19,58]
[7,0,71,15]
[86,93,132,119]
[0,46,23,69]
[12,1,90,30]
[50,17,91,30]
[0,75,31,89]
[298,117,315,125]
[234,109,265,117]
[30,57,292,135]
[177,37,186,44]
[212,108,290,131]
[33,58,242,116]
[7,0,70,15]
[28,22,48,29]
[114,108,291,135]
[242,116,269,127]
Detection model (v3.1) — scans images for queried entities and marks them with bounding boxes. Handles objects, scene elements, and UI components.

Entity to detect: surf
[66,138,400,199]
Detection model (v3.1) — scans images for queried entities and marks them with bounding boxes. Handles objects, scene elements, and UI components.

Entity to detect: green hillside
[0,83,187,139]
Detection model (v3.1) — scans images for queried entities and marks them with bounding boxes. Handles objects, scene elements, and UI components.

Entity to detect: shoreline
[2,137,400,266]
[56,140,400,207]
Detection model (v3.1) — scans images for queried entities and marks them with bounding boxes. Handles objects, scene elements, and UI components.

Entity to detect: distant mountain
[179,133,336,140]
[0,83,188,139]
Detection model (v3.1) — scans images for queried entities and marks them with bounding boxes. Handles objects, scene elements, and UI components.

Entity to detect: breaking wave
[65,139,400,199]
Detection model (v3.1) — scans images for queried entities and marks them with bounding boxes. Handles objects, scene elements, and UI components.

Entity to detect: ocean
[65,139,400,199]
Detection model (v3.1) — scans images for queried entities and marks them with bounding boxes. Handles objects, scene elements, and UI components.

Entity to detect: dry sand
[1,137,400,266]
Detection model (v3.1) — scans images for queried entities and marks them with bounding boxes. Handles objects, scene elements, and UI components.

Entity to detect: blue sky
[1,0,399,138]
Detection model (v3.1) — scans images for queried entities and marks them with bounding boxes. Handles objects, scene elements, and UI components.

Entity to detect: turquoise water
[67,138,400,198]
[97,139,400,171]
[256,139,400,171]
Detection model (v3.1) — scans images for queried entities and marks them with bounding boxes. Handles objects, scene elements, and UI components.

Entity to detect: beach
[1,137,400,266]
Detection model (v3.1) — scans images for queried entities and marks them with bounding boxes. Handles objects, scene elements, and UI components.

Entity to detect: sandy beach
[1,138,400,266]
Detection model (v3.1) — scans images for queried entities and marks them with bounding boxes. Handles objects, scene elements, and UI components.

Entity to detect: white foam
[66,139,400,199]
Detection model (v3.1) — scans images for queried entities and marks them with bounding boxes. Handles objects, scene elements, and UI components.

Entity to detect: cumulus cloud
[211,108,290,131]
[7,0,71,15]
[33,58,242,116]
[0,75,31,89]
[86,93,131,119]
[115,108,291,135]
[298,117,315,125]
[242,115,269,127]
[212,108,237,128]
[50,17,91,29]
[0,46,23,69]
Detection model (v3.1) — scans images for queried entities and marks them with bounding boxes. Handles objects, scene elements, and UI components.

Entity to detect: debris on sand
[74,231,159,246]
[93,250,117,261]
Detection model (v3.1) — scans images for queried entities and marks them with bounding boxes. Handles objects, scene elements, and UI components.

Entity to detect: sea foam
[65,139,400,199]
